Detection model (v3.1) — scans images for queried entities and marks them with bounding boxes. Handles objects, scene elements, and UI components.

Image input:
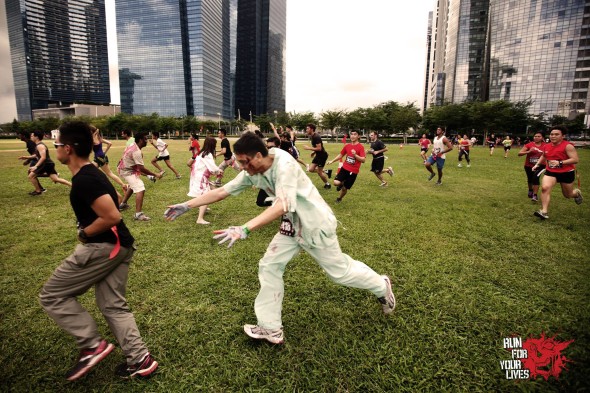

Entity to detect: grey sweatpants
[40,242,148,364]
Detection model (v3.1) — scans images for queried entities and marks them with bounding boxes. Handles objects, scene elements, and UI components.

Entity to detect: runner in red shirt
[457,134,471,167]
[326,130,366,203]
[418,134,431,162]
[517,132,545,201]
[531,125,583,219]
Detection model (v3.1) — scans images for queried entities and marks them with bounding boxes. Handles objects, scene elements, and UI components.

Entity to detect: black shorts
[420,148,428,152]
[156,155,170,161]
[34,162,57,176]
[504,146,511,151]
[311,151,328,167]
[371,157,385,173]
[545,170,575,184]
[334,168,358,190]
[93,155,109,167]
[524,166,543,185]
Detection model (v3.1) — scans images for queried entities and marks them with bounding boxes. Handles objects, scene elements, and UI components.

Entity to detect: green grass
[1,138,589,392]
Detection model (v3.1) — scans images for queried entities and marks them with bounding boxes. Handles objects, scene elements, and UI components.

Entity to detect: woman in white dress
[188,137,222,224]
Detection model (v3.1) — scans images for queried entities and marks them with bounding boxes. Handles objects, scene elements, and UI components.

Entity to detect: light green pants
[40,243,149,364]
[255,232,387,329]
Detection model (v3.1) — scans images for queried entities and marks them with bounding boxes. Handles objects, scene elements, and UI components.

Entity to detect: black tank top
[35,142,54,165]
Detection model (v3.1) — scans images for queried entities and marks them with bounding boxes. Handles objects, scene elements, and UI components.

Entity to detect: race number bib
[279,216,295,237]
[345,155,356,165]
[529,157,539,164]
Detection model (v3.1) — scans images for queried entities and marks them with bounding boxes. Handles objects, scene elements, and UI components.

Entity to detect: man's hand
[212,226,249,248]
[164,203,190,221]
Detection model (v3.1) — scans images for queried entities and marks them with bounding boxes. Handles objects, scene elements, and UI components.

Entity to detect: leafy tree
[290,112,317,131]
[319,110,346,133]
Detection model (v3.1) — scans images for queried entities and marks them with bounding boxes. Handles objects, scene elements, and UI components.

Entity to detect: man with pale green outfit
[164,132,396,344]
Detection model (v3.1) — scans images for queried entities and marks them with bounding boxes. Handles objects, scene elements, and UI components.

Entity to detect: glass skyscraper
[425,0,589,118]
[116,0,231,119]
[234,0,286,118]
[5,0,111,121]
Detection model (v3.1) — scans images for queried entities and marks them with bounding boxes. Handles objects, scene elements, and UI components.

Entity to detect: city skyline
[0,0,434,123]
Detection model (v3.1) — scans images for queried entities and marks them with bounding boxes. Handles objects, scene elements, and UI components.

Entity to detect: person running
[188,137,222,225]
[187,133,201,167]
[91,126,128,195]
[532,125,583,219]
[486,133,496,155]
[418,134,431,162]
[517,131,546,202]
[367,131,393,187]
[26,131,72,195]
[40,121,158,381]
[327,130,366,202]
[214,129,240,186]
[150,131,181,179]
[121,129,135,147]
[164,132,396,344]
[502,135,513,158]
[457,134,472,167]
[117,133,163,221]
[303,123,331,189]
[424,127,453,185]
[286,125,307,167]
[18,131,46,193]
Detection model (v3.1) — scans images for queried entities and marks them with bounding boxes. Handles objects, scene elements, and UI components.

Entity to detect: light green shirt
[125,138,135,147]
[223,148,337,245]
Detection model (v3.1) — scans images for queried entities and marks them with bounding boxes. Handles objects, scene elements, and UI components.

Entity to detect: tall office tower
[234,0,286,119]
[488,0,588,117]
[5,0,111,121]
[426,0,490,109]
[422,11,434,114]
[116,0,231,119]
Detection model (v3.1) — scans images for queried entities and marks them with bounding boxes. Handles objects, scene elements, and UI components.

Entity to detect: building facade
[5,0,111,121]
[234,0,286,119]
[425,0,589,118]
[116,0,232,119]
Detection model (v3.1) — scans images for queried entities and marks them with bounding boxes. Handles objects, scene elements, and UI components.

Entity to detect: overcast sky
[0,0,434,123]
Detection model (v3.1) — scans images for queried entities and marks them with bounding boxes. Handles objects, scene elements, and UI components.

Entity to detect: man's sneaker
[435,181,442,186]
[147,175,156,183]
[175,175,182,179]
[534,210,549,220]
[467,164,471,168]
[41,187,47,193]
[119,202,130,211]
[378,275,396,315]
[65,340,114,381]
[29,190,43,196]
[457,163,462,167]
[528,190,534,199]
[574,189,583,205]
[115,353,158,379]
[326,169,333,178]
[531,194,538,202]
[387,166,394,176]
[323,183,331,189]
[243,324,284,344]
[380,182,388,187]
[427,173,435,181]
[134,213,151,221]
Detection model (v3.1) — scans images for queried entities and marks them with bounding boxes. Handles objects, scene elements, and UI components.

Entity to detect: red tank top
[542,141,575,173]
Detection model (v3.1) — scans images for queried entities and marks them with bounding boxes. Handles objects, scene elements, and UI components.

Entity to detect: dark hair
[267,136,280,147]
[286,125,293,130]
[306,123,316,131]
[135,132,147,144]
[122,129,132,137]
[191,133,199,140]
[59,121,93,157]
[533,131,544,138]
[234,132,269,157]
[32,130,44,140]
[152,131,160,138]
[218,129,227,136]
[550,125,568,135]
[350,130,359,135]
[280,132,291,141]
[200,136,217,157]
[254,130,264,138]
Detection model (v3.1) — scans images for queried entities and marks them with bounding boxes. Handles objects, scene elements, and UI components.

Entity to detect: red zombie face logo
[520,333,574,380]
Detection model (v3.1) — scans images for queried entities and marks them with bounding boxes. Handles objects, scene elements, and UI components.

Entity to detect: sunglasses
[53,142,65,149]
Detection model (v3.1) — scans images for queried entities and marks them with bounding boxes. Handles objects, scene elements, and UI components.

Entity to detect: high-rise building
[422,11,434,113]
[116,0,231,119]
[425,0,589,118]
[234,0,286,119]
[5,0,111,121]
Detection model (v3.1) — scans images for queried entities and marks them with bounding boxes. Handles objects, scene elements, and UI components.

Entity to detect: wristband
[242,225,251,236]
[78,228,89,242]
[559,161,563,168]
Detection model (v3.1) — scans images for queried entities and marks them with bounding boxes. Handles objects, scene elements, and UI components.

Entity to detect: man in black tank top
[25,131,71,195]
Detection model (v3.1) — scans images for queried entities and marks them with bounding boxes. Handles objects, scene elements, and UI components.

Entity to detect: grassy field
[1,137,589,392]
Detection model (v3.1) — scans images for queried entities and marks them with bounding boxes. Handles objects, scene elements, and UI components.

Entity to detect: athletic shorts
[311,151,328,168]
[33,162,57,176]
[420,148,428,152]
[489,143,495,148]
[371,157,385,173]
[93,155,109,167]
[334,168,358,190]
[122,174,146,193]
[545,170,575,184]
[155,155,170,161]
[504,146,511,151]
[524,165,543,185]
[426,156,445,169]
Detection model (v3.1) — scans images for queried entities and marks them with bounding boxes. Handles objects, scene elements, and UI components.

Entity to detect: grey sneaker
[119,202,130,211]
[387,166,394,176]
[428,173,435,181]
[243,324,284,344]
[134,213,151,221]
[147,175,156,183]
[574,189,583,205]
[435,181,442,186]
[378,275,396,315]
[534,210,549,220]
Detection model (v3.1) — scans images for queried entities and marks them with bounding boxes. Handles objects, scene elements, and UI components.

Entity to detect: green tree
[319,110,346,133]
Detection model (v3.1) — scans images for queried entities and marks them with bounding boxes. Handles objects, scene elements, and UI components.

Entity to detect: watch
[78,228,89,243]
